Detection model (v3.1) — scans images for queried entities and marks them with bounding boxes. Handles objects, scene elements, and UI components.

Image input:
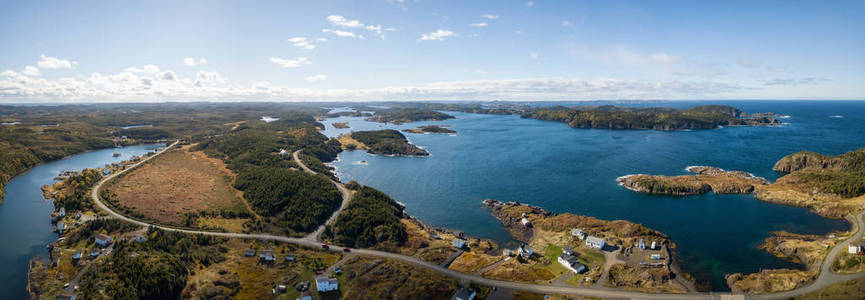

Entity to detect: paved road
[89,141,865,300]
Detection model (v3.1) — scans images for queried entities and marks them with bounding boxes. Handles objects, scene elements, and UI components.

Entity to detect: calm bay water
[326,101,863,290]
[0,144,163,299]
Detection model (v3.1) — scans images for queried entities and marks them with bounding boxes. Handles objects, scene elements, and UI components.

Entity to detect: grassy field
[105,149,250,225]
[795,277,865,299]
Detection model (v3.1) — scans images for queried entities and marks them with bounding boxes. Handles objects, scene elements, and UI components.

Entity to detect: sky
[0,0,863,102]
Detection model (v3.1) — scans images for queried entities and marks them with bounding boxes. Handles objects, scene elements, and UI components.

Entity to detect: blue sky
[0,0,863,102]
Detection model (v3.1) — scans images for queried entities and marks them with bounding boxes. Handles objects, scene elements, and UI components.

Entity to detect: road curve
[292,150,351,242]
[90,141,865,299]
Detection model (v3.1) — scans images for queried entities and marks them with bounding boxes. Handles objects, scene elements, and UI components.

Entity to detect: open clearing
[105,148,250,225]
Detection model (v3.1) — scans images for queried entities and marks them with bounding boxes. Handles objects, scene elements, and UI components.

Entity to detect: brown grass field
[105,148,250,225]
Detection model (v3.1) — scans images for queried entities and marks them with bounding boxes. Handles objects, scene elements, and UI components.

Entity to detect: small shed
[453,238,466,249]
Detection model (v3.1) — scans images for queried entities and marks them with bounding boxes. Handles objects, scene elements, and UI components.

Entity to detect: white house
[259,249,275,262]
[557,253,587,274]
[454,287,476,300]
[651,254,663,260]
[315,275,338,292]
[637,239,646,250]
[520,217,532,227]
[586,236,605,250]
[518,244,534,258]
[651,241,657,250]
[453,238,466,249]
[94,234,112,247]
[850,244,863,254]
[571,228,586,240]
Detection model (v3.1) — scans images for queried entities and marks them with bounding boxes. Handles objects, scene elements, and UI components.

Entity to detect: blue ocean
[325,101,864,290]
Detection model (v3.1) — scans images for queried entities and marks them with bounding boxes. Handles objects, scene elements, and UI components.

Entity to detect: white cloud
[22,66,41,77]
[288,37,316,50]
[322,28,364,39]
[419,29,455,41]
[526,1,534,7]
[316,38,328,42]
[480,14,499,20]
[325,15,394,39]
[530,52,539,59]
[269,57,311,68]
[470,22,488,27]
[561,20,574,28]
[305,74,328,82]
[125,65,161,73]
[649,53,680,64]
[184,57,208,66]
[763,77,827,86]
[157,71,177,81]
[193,71,226,87]
[37,54,78,69]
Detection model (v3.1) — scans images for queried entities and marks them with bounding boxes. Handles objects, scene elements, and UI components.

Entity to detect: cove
[326,101,863,290]
[0,144,163,299]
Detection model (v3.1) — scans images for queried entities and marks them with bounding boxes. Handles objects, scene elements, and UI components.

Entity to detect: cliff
[773,147,865,173]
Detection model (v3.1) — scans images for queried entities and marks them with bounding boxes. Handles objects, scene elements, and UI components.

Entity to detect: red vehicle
[343,247,351,252]
[321,244,329,250]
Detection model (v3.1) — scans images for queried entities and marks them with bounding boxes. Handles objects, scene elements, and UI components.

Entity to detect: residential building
[557,253,586,274]
[651,241,657,250]
[57,221,66,234]
[94,234,112,247]
[90,249,100,258]
[72,250,82,260]
[571,228,586,239]
[586,236,605,250]
[453,238,466,249]
[259,249,275,262]
[298,291,312,300]
[244,249,256,257]
[286,254,296,262]
[562,246,574,255]
[637,239,646,250]
[651,254,662,260]
[315,275,338,292]
[454,287,476,300]
[521,217,532,227]
[518,244,534,258]
[850,244,864,255]
[130,234,146,243]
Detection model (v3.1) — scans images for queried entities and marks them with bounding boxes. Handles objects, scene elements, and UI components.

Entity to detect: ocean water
[0,144,164,299]
[326,101,864,291]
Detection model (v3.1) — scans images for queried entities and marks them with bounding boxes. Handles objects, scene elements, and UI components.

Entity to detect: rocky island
[402,125,456,134]
[331,122,350,128]
[339,130,429,156]
[521,104,781,131]
[366,108,454,124]
[617,166,769,195]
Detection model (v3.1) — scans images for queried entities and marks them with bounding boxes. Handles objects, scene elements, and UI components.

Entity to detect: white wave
[830,115,844,118]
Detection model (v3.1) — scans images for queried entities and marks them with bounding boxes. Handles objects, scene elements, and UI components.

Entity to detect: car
[343,247,351,252]
[63,283,70,289]
[321,244,329,249]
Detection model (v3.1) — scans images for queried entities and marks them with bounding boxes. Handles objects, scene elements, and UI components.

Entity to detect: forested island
[348,130,429,156]
[365,108,454,124]
[521,105,780,131]
[402,125,456,134]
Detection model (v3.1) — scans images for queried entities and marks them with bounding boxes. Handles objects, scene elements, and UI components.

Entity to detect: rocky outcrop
[725,269,814,294]
[616,166,768,196]
[772,150,862,173]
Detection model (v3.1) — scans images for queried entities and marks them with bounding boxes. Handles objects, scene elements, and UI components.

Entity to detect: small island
[521,104,781,131]
[366,108,454,125]
[340,130,429,156]
[402,125,456,134]
[617,166,769,195]
[332,122,350,129]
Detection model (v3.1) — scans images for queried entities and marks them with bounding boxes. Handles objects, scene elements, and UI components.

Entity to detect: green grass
[574,247,605,268]
[538,244,569,280]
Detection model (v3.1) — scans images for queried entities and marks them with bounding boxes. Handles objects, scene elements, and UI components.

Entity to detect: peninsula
[617,166,769,195]
[341,130,429,156]
[366,108,454,124]
[402,125,456,134]
[520,104,780,131]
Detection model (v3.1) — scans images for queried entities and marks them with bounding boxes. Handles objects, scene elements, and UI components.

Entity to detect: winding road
[89,141,865,299]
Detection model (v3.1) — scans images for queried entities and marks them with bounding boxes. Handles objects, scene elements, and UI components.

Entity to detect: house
[72,250,82,260]
[651,241,657,250]
[502,249,514,256]
[571,228,586,240]
[637,239,646,250]
[285,254,296,262]
[562,246,574,256]
[454,287,476,300]
[58,208,66,218]
[90,249,100,258]
[244,249,256,257]
[259,249,275,262]
[586,236,605,250]
[429,233,439,239]
[558,253,586,274]
[453,238,466,249]
[651,254,663,260]
[130,234,146,243]
[298,291,313,300]
[278,149,288,155]
[850,244,864,255]
[518,244,534,258]
[94,234,112,247]
[57,222,66,234]
[277,284,287,292]
[521,217,532,227]
[315,275,338,292]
